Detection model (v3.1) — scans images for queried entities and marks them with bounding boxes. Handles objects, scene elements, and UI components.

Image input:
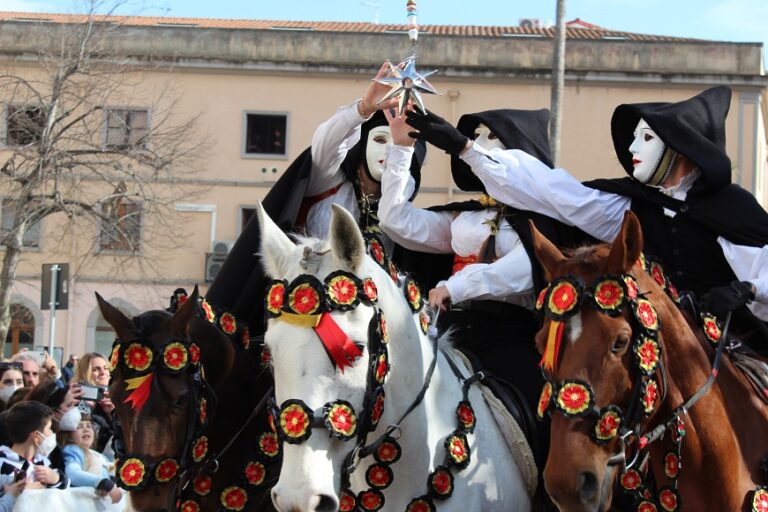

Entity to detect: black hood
[611,86,732,194]
[340,110,426,198]
[450,108,553,192]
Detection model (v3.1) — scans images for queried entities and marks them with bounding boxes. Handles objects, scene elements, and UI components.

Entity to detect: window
[244,112,287,157]
[5,105,44,146]
[0,199,41,248]
[98,199,142,252]
[105,108,149,149]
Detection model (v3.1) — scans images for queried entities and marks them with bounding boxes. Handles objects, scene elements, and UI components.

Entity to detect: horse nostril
[310,494,339,512]
[578,470,599,504]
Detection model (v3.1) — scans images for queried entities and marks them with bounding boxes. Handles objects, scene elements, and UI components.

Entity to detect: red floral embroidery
[326,402,356,438]
[199,398,208,424]
[535,286,548,311]
[201,300,215,323]
[109,345,120,372]
[261,346,271,366]
[537,382,552,419]
[548,281,579,316]
[189,343,201,365]
[267,283,285,314]
[620,469,642,490]
[595,408,621,441]
[163,342,188,371]
[359,490,384,511]
[380,315,389,343]
[753,489,768,512]
[119,458,145,487]
[556,382,592,416]
[220,312,236,335]
[124,343,152,372]
[363,279,378,302]
[456,402,475,431]
[659,488,678,511]
[650,262,666,287]
[328,276,358,305]
[703,315,721,343]
[193,475,212,495]
[447,434,469,466]
[280,403,310,440]
[407,281,421,309]
[369,240,385,265]
[290,284,320,315]
[406,498,434,512]
[244,461,266,486]
[664,452,679,479]
[375,353,388,383]
[419,310,430,334]
[154,458,179,483]
[638,501,658,512]
[636,299,660,331]
[180,500,200,512]
[643,380,659,414]
[624,275,639,301]
[339,491,357,512]
[376,441,399,463]
[259,432,279,458]
[430,467,453,497]
[594,279,624,311]
[389,261,399,282]
[370,392,385,426]
[220,486,247,511]
[192,436,208,462]
[635,338,660,374]
[366,463,392,489]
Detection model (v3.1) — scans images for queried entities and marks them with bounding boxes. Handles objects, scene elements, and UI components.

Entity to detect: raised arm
[715,238,768,321]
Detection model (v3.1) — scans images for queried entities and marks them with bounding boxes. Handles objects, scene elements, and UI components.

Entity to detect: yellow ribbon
[124,373,152,390]
[277,312,322,328]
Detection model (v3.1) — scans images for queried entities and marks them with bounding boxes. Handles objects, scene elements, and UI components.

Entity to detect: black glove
[700,280,755,316]
[96,477,116,492]
[405,110,469,155]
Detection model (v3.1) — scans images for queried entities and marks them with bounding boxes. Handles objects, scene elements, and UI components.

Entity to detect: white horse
[259,203,534,512]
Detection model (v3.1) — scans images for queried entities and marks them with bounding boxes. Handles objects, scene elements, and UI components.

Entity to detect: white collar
[650,168,701,200]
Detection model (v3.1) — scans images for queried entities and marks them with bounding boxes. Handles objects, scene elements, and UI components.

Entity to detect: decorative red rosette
[405,497,436,512]
[220,486,248,511]
[124,343,153,372]
[389,261,399,283]
[535,286,549,311]
[753,487,768,512]
[326,271,362,311]
[219,312,237,335]
[419,310,430,334]
[374,437,401,464]
[702,314,721,343]
[623,275,639,301]
[189,343,201,365]
[201,299,216,324]
[649,261,667,288]
[664,451,679,479]
[192,436,208,462]
[428,466,454,500]
[362,278,378,304]
[266,281,286,317]
[162,342,188,372]
[634,299,660,332]
[405,278,423,312]
[638,253,648,271]
[634,337,660,375]
[546,279,582,320]
[109,344,120,372]
[620,469,642,491]
[369,389,385,427]
[193,475,212,495]
[339,490,357,512]
[593,278,626,314]
[244,461,266,487]
[358,489,385,511]
[445,431,471,469]
[368,237,386,267]
[379,314,390,344]
[456,401,476,433]
[260,345,271,367]
[658,486,680,512]
[154,458,179,483]
[180,500,200,512]
[278,400,312,444]
[642,378,659,415]
[241,326,251,350]
[258,432,280,459]
[593,406,622,444]
[638,501,658,512]
[267,412,276,433]
[666,282,681,303]
[118,457,146,489]
[365,463,393,489]
[555,380,594,417]
[323,400,357,441]
[643,488,653,500]
[374,353,388,384]
[537,382,553,419]
[199,398,208,424]
[288,282,322,316]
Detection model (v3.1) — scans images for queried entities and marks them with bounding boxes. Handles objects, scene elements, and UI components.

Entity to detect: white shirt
[379,145,534,307]
[461,144,768,320]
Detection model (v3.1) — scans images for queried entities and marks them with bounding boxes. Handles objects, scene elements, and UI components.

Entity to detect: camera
[80,384,106,401]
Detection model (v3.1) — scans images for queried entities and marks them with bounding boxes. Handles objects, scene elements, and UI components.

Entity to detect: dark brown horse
[531,211,768,511]
[98,288,278,512]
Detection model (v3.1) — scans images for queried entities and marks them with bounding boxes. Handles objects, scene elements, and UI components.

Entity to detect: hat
[58,406,82,432]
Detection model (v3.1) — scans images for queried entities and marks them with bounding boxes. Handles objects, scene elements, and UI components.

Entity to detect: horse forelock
[559,244,611,280]
[131,310,172,338]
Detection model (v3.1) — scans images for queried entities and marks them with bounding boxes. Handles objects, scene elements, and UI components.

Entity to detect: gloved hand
[406,110,469,155]
[700,280,755,316]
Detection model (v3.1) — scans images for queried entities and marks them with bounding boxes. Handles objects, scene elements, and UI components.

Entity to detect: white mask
[629,119,666,184]
[0,385,18,403]
[473,123,505,151]
[36,431,57,457]
[58,407,82,432]
[365,126,392,182]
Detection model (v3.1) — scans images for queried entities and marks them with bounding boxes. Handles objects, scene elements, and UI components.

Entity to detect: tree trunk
[0,240,23,356]
[550,0,567,167]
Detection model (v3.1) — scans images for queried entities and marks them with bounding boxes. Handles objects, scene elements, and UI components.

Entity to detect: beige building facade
[0,12,765,360]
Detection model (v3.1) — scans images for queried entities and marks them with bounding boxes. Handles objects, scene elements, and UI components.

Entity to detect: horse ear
[171,286,199,337]
[256,201,298,278]
[329,204,365,272]
[607,211,644,274]
[529,220,566,282]
[95,292,134,339]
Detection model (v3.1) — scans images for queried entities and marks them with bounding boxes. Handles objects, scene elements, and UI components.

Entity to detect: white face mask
[629,119,666,184]
[473,123,505,151]
[365,126,392,182]
[0,385,18,403]
[58,407,82,432]
[36,431,57,457]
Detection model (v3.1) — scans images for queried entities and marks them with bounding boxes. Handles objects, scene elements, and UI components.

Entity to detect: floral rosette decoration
[358,489,385,511]
[365,463,393,489]
[593,406,622,444]
[265,280,286,317]
[388,261,399,283]
[638,501,658,512]
[362,278,378,304]
[642,379,659,415]
[634,299,660,333]
[219,312,237,335]
[555,380,594,417]
[445,431,471,469]
[664,452,679,479]
[456,401,476,433]
[428,466,454,500]
[109,344,120,372]
[367,236,386,268]
[244,461,266,487]
[220,486,248,511]
[154,458,179,483]
[369,389,385,428]
[620,469,642,491]
[188,343,201,365]
[241,326,251,350]
[258,432,280,459]
[535,286,549,312]
[753,487,768,512]
[373,353,389,384]
[545,278,582,320]
[406,497,436,512]
[666,281,681,303]
[192,435,208,463]
[537,382,553,419]
[702,314,721,343]
[278,400,312,444]
[287,277,324,316]
[199,398,208,425]
[419,310,430,334]
[649,261,667,289]
[405,277,423,312]
[193,475,212,495]
[260,345,271,367]
[623,275,639,301]
[634,337,660,375]
[323,400,357,441]
[326,271,362,311]
[118,457,147,489]
[180,500,200,512]
[124,343,153,372]
[374,438,401,464]
[379,313,390,344]
[592,277,626,315]
[201,299,216,324]
[658,486,680,512]
[162,342,189,372]
[339,490,357,512]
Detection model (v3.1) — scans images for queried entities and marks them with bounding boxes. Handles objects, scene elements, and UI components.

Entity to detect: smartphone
[80,384,106,401]
[13,469,25,482]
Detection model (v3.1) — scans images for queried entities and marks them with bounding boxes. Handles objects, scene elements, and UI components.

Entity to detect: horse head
[531,211,686,512]
[97,287,235,512]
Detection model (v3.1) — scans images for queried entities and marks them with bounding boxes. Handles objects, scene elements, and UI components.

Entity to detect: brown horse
[97,288,278,512]
[531,211,768,511]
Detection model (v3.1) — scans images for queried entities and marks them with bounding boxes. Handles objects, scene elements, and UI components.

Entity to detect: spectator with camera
[72,353,114,455]
[10,351,60,388]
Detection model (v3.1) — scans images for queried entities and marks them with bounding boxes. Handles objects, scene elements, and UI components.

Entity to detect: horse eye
[612,334,631,354]
[172,393,189,409]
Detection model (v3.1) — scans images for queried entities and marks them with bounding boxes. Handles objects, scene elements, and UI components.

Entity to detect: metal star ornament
[375,55,439,115]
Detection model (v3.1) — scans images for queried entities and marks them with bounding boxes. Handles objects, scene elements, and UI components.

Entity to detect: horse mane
[131,310,171,337]
[560,243,611,277]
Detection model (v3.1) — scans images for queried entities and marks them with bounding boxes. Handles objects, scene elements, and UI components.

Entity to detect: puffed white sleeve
[378,145,453,254]
[461,144,631,242]
[717,237,768,321]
